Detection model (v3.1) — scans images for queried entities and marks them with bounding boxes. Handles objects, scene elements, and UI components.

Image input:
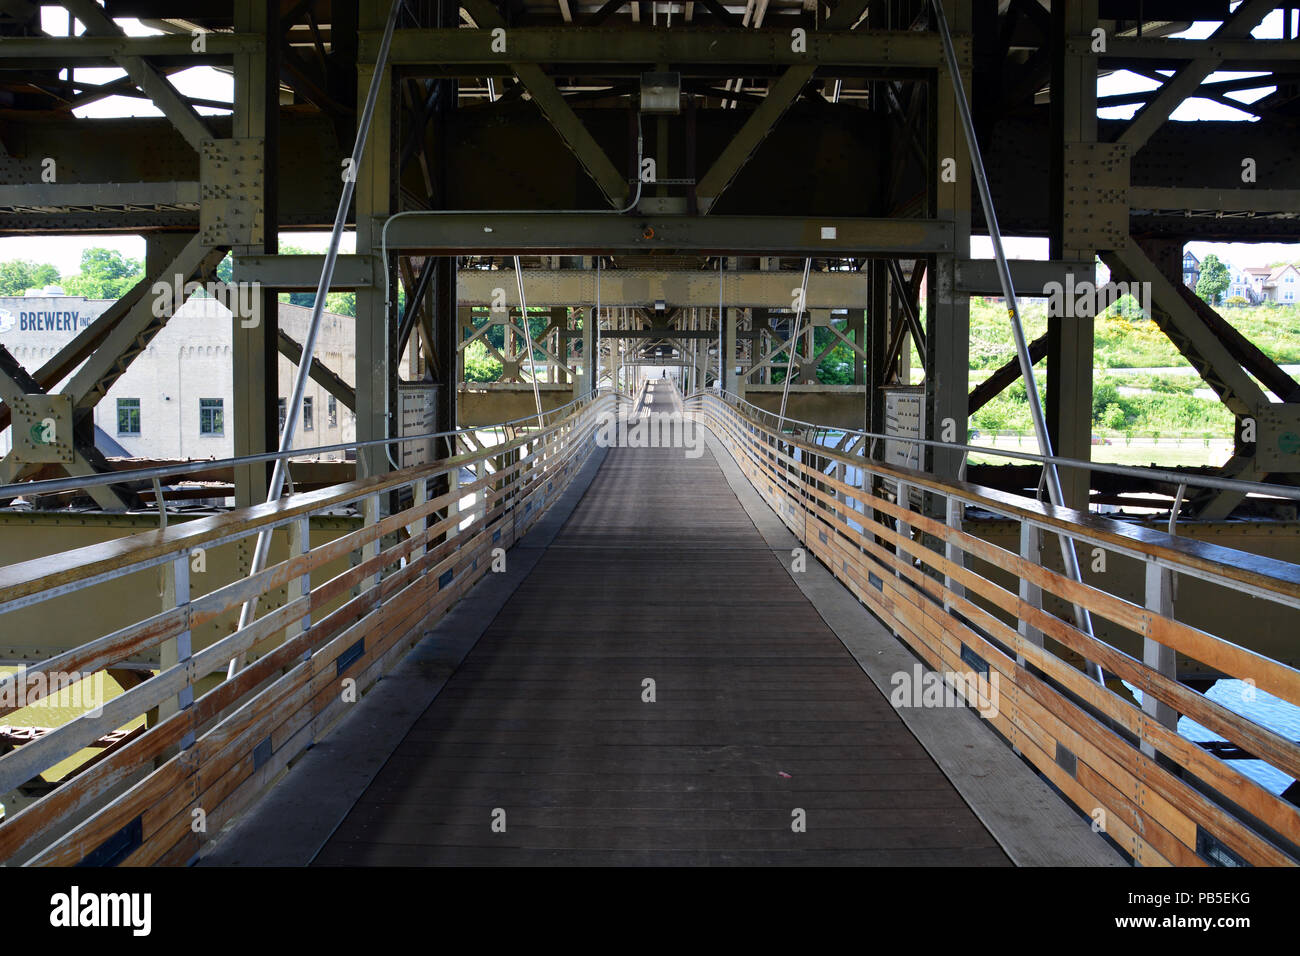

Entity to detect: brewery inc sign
[0,305,93,334]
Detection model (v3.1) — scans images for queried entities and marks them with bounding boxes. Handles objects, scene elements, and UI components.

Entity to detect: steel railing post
[1142,561,1180,757]
[1017,522,1044,666]
[287,515,312,658]
[171,553,194,751]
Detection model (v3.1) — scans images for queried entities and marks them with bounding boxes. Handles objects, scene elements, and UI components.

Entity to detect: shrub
[1101,403,1127,431]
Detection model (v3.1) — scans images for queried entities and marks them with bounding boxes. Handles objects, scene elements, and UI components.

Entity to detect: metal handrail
[687,388,1300,504]
[0,390,628,501]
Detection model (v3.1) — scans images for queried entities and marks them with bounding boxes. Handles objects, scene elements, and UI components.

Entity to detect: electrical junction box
[397,383,439,468]
[882,385,925,507]
[884,385,925,471]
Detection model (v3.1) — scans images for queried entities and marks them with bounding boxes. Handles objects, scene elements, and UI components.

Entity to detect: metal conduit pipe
[777,257,812,427]
[512,255,545,430]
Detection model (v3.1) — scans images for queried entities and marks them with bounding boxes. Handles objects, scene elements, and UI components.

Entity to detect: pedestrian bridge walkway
[272,427,1011,865]
[0,382,1297,867]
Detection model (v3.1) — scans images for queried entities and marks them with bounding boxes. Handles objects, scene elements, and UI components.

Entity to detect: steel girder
[381,213,954,255]
[365,26,960,69]
[454,267,872,307]
[0,32,261,62]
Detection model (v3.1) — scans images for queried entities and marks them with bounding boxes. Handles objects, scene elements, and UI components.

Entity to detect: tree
[973,403,1007,433]
[1092,381,1120,422]
[325,291,356,317]
[1195,253,1230,306]
[61,247,144,298]
[0,259,60,295]
[815,332,855,385]
[463,339,501,382]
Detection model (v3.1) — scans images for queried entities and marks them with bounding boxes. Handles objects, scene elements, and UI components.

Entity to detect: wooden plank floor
[313,384,1010,866]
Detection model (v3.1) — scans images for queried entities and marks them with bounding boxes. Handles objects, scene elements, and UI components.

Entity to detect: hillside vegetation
[966,297,1300,440]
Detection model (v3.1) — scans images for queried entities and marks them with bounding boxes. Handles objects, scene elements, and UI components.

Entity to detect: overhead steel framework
[0,0,1297,522]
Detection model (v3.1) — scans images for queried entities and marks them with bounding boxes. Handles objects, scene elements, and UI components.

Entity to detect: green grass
[0,666,143,787]
[965,297,1300,444]
[970,297,1300,372]
[966,434,1234,469]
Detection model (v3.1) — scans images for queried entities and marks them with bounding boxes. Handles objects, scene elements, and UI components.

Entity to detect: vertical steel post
[231,0,279,507]
[717,258,724,390]
[943,492,965,612]
[1017,522,1044,665]
[287,514,312,653]
[409,477,429,560]
[930,0,1103,682]
[173,553,194,750]
[1048,0,1099,510]
[1142,562,1179,757]
[229,0,403,677]
[362,493,381,594]
[895,480,912,582]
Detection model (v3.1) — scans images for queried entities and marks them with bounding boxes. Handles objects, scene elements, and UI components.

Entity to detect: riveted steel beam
[233,253,376,289]
[456,267,871,307]
[0,32,262,61]
[0,181,201,212]
[383,214,953,254]
[365,27,953,68]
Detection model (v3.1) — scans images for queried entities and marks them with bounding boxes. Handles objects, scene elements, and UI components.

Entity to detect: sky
[3,5,1297,278]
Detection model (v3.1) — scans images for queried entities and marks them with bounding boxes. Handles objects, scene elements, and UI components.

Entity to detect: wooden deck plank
[312,844,1011,867]
[347,787,974,811]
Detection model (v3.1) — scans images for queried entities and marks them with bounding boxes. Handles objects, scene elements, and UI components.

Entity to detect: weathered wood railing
[0,391,618,866]
[688,391,1300,867]
[629,376,652,416]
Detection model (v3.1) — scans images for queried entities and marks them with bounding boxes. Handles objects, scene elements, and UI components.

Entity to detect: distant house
[1182,252,1201,290]
[1245,266,1272,301]
[1243,263,1300,303]
[1226,266,1261,304]
[1273,264,1300,303]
